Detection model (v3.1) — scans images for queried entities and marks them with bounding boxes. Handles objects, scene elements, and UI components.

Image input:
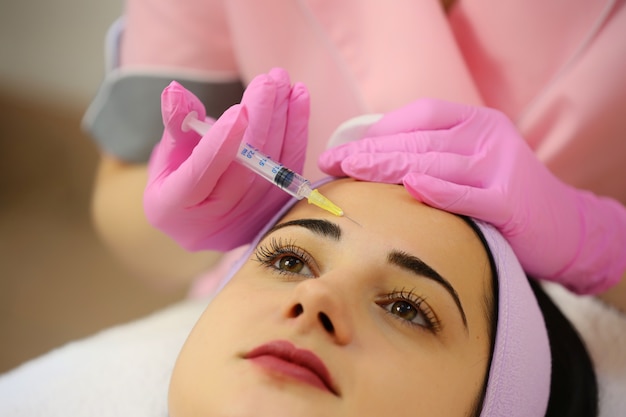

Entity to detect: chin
[218,384,334,417]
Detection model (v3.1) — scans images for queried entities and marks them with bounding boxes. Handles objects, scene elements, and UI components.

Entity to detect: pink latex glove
[319,99,626,294]
[144,68,310,251]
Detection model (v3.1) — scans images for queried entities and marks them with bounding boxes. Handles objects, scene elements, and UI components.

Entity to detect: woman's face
[169,180,494,417]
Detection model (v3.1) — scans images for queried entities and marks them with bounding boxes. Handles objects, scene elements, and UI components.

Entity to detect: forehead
[283,180,488,273]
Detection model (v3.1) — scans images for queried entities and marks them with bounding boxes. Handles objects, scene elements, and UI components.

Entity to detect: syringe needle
[306,189,344,217]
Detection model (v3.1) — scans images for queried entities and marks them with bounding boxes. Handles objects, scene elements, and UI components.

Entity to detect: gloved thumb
[160,82,208,161]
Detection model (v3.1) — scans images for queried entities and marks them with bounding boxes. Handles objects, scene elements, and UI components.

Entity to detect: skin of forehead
[281,179,489,281]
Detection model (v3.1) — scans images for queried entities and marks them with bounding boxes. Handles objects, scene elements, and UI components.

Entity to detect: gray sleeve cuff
[82,72,245,163]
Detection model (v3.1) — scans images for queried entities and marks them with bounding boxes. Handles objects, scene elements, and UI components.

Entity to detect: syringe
[182,112,344,217]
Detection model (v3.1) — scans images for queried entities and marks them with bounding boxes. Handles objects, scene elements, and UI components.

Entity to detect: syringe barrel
[182,114,313,200]
[236,142,311,200]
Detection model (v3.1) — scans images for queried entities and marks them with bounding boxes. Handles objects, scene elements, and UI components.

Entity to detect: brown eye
[254,239,317,277]
[276,256,306,274]
[380,295,434,329]
[390,301,418,321]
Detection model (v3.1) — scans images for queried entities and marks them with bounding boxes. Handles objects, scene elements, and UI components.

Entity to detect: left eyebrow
[266,218,467,329]
[266,219,342,241]
[387,250,468,329]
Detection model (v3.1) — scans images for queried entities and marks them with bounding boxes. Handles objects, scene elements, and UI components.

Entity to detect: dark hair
[529,279,598,417]
[465,218,598,417]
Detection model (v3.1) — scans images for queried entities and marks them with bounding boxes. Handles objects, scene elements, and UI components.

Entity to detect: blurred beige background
[0,0,185,373]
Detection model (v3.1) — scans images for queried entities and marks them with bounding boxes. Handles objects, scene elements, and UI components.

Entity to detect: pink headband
[474,219,550,416]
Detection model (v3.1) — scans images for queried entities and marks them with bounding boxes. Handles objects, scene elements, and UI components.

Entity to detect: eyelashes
[253,237,442,333]
[254,237,317,277]
[379,288,441,332]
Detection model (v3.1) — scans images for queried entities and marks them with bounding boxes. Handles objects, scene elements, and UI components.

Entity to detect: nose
[283,278,352,345]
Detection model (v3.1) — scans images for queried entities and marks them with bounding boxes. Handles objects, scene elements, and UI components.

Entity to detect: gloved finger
[209,169,291,219]
[335,152,417,183]
[318,130,456,175]
[345,152,490,187]
[319,137,402,175]
[205,70,298,216]
[241,69,295,156]
[159,104,249,206]
[403,172,509,226]
[262,68,293,159]
[279,82,310,169]
[240,74,278,150]
[158,81,208,169]
[365,98,473,136]
[317,150,346,177]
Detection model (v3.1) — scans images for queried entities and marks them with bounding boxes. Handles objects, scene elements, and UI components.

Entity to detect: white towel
[0,298,208,417]
[544,283,626,415]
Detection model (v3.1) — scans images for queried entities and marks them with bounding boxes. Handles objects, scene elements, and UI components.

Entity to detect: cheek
[350,358,482,417]
[198,288,265,336]
[169,282,280,415]
[339,357,420,416]
[344,334,488,417]
[194,275,285,343]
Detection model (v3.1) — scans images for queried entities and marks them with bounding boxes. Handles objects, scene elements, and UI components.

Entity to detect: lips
[244,340,339,396]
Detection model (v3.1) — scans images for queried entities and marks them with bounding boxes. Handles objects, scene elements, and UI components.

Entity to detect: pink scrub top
[86,0,626,205]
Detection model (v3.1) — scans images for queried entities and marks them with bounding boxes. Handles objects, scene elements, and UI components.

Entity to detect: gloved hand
[319,99,626,294]
[144,68,310,251]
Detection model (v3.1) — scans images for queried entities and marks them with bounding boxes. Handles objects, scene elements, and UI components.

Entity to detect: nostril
[318,312,335,334]
[291,303,304,317]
